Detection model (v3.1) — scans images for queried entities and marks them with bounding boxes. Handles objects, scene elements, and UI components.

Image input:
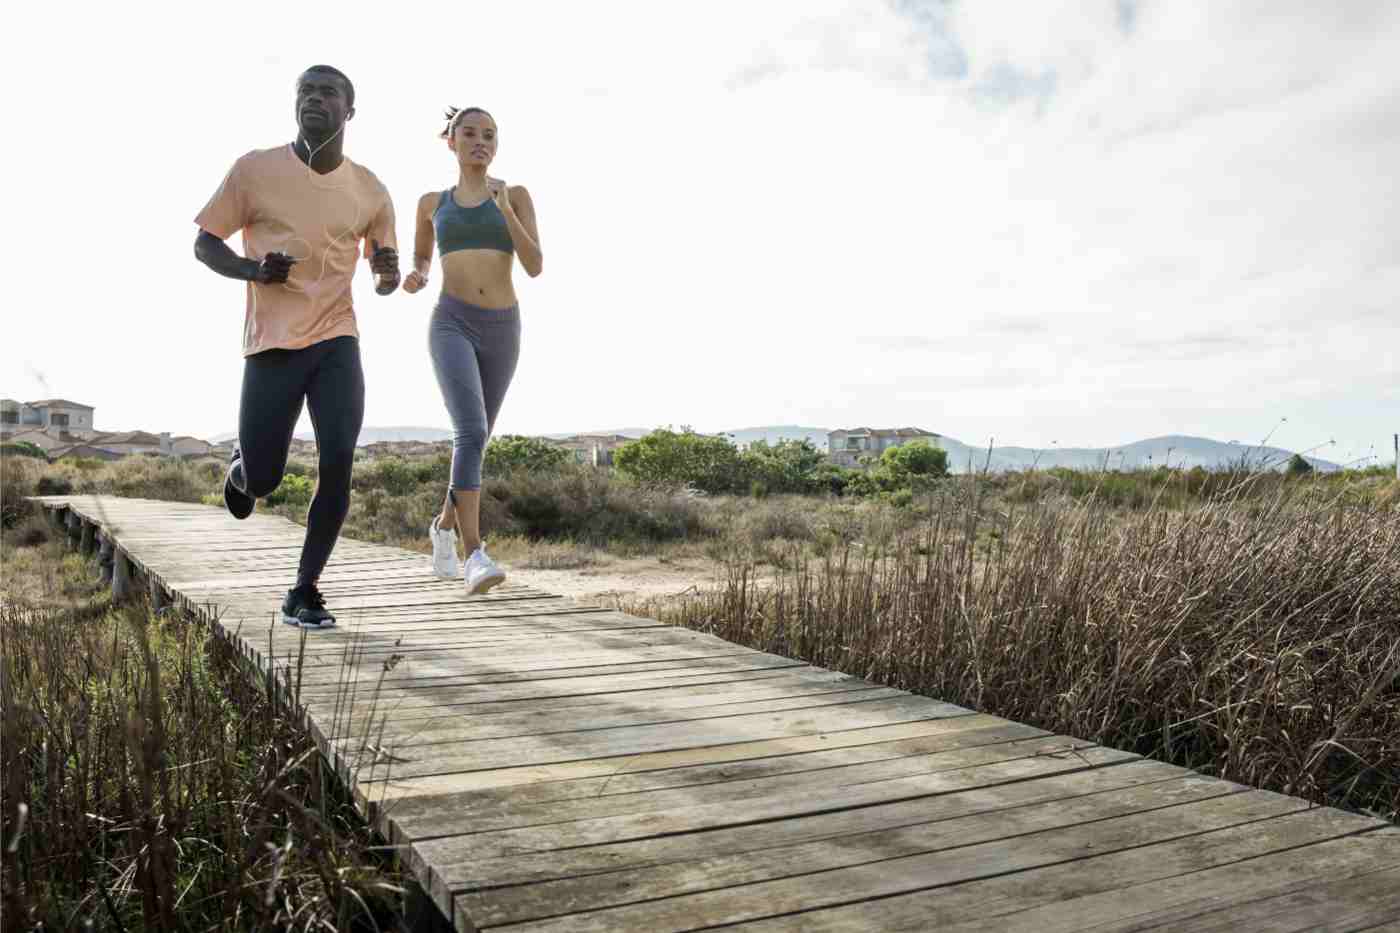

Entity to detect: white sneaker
[429,517,459,580]
[464,545,506,595]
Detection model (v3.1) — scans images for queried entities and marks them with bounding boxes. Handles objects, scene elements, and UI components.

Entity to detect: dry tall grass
[642,478,1400,822]
[0,535,405,930]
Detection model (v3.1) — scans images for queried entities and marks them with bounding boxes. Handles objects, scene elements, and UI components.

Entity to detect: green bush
[483,468,706,544]
[36,475,74,496]
[741,439,828,495]
[2,460,39,528]
[1287,453,1314,476]
[839,441,950,501]
[352,457,420,497]
[483,435,571,476]
[1,441,48,460]
[879,440,949,479]
[614,428,746,494]
[812,463,859,496]
[265,473,313,508]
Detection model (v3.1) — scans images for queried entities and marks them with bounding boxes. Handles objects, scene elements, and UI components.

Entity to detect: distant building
[1,396,223,461]
[50,443,123,462]
[828,427,941,469]
[1,398,98,441]
[171,435,213,458]
[2,428,67,452]
[87,431,172,456]
[550,434,634,467]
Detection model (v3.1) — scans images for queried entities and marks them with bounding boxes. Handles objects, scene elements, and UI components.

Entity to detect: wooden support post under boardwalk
[97,533,114,584]
[80,520,95,555]
[65,510,82,548]
[112,550,133,603]
[149,574,169,611]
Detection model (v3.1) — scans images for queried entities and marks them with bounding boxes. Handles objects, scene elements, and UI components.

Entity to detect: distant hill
[209,423,1340,472]
[926,434,1339,474]
[540,428,651,440]
[720,425,831,447]
[211,426,454,445]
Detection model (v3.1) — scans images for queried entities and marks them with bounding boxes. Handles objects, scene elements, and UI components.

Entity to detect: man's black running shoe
[224,444,254,520]
[281,584,336,629]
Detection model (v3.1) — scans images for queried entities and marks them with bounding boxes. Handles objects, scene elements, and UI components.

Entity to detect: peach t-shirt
[195,144,397,356]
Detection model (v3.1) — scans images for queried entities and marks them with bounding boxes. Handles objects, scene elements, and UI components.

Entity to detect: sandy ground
[503,556,727,607]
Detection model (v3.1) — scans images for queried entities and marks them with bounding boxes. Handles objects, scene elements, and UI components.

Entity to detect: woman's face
[450,112,498,167]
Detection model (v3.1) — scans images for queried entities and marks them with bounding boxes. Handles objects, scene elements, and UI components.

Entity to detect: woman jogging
[404,107,543,594]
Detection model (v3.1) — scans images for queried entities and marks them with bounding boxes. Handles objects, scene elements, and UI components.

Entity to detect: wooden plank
[271,626,748,671]
[296,662,820,720]
[963,829,1400,932]
[345,694,974,782]
[291,651,769,692]
[319,671,929,733]
[480,792,1336,932]
[382,721,1051,841]
[716,807,1389,933]
[367,717,1013,804]
[430,746,1146,879]
[296,659,817,713]
[449,764,1219,927]
[328,686,903,747]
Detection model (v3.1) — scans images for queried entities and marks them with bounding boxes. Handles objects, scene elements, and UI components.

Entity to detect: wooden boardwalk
[33,495,1400,932]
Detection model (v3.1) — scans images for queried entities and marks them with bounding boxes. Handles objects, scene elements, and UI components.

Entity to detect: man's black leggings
[236,335,364,588]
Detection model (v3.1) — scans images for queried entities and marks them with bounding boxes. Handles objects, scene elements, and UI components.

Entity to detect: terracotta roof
[94,431,163,445]
[25,399,95,410]
[833,427,938,438]
[554,434,634,444]
[51,444,123,460]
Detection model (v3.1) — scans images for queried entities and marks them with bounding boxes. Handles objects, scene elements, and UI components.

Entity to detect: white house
[1,398,98,438]
[828,427,941,468]
[550,434,634,467]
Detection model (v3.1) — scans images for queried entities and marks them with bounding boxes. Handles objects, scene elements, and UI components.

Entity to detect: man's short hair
[301,65,355,108]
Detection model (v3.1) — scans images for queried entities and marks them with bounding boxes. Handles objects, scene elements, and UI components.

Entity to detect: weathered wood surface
[31,495,1398,932]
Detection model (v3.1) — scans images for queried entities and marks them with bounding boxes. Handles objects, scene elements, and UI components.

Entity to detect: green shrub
[741,439,828,495]
[879,440,949,479]
[812,463,858,496]
[484,435,571,475]
[507,492,565,537]
[265,473,313,508]
[1,441,48,460]
[1287,453,1314,476]
[483,469,706,544]
[36,475,74,496]
[413,450,453,485]
[2,460,39,528]
[614,428,746,494]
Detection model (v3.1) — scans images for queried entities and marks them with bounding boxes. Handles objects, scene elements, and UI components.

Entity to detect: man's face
[295,70,353,137]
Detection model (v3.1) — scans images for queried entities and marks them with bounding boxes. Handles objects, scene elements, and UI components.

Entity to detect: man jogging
[194,64,400,628]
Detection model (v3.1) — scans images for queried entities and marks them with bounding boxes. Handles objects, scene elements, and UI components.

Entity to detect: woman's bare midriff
[440,249,517,309]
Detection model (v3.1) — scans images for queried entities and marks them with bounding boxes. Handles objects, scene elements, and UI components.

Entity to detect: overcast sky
[6,1,1396,465]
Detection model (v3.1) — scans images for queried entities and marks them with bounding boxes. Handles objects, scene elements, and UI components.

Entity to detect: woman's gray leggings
[428,293,521,491]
